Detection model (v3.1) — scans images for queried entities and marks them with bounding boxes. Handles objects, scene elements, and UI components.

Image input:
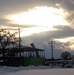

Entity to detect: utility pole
[48,40,55,68]
[18,28,21,57]
[13,28,21,65]
[13,28,21,57]
[18,28,21,66]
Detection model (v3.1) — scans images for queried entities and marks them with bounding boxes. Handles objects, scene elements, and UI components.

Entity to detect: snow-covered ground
[0,66,74,75]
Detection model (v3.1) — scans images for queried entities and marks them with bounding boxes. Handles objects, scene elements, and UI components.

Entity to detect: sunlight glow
[8,6,68,26]
[20,27,57,37]
[55,37,74,43]
[69,45,74,50]
[6,6,68,36]
[55,38,69,43]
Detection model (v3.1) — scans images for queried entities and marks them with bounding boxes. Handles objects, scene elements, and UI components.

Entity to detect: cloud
[21,26,74,46]
[0,0,62,14]
[0,0,62,28]
[33,26,74,39]
[60,0,74,10]
[0,18,37,28]
[0,19,9,25]
[0,0,74,58]
[21,25,74,58]
[57,0,74,28]
[0,0,72,28]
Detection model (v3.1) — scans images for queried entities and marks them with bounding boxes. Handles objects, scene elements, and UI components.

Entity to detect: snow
[0,66,74,75]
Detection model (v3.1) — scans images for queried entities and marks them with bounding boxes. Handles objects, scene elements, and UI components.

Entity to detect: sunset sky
[0,0,74,58]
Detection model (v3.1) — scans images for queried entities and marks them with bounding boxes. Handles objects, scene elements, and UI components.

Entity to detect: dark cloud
[60,0,74,10]
[0,0,62,14]
[58,0,74,28]
[0,19,9,25]
[0,18,37,28]
[27,26,74,39]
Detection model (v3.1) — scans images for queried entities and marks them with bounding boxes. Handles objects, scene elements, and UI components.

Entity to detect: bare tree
[0,29,18,65]
[60,51,71,60]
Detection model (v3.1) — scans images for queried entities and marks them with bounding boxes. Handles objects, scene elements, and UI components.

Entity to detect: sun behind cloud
[6,6,68,36]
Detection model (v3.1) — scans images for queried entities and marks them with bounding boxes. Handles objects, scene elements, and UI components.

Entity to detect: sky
[0,0,74,58]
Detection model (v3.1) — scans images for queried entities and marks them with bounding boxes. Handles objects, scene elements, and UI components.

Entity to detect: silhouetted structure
[0,46,45,66]
[30,43,40,57]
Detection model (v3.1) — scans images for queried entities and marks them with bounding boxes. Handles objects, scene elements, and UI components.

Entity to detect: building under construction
[0,44,45,66]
